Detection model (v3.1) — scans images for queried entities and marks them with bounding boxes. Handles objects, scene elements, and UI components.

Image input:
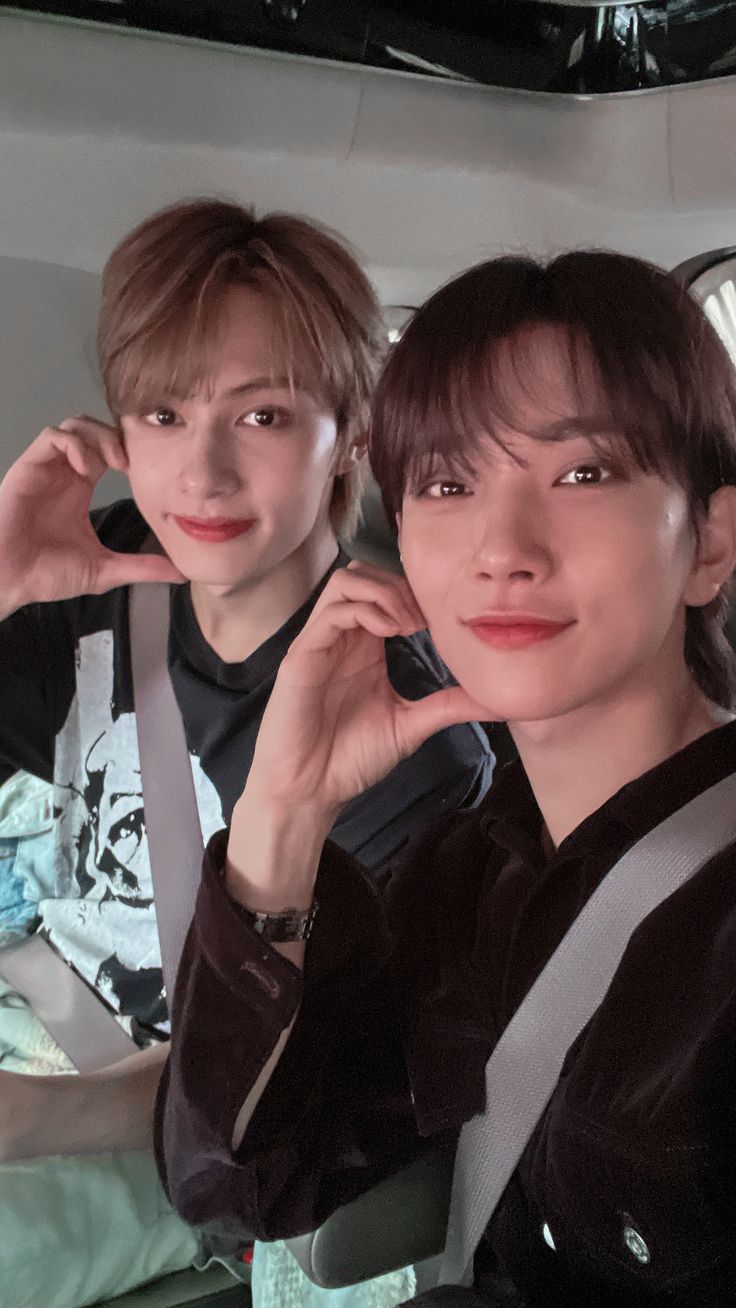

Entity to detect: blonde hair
[98,198,386,537]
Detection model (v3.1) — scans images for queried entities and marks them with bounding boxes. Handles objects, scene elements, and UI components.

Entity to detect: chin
[444,664,579,726]
[161,538,255,583]
[474,698,566,725]
[183,567,253,593]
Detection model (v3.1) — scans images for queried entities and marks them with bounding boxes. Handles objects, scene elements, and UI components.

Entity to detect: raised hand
[248,561,486,815]
[226,562,488,918]
[0,416,184,617]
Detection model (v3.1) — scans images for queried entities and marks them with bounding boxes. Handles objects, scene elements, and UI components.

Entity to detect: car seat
[101,1263,248,1307]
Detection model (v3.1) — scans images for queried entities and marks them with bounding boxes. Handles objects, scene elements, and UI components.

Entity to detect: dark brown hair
[98,198,386,537]
[370,250,736,707]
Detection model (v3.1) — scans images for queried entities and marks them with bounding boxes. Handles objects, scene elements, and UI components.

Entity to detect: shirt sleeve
[0,501,145,785]
[0,602,72,784]
[154,829,450,1241]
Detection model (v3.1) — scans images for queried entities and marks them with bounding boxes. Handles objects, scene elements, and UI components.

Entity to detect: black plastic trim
[673,247,736,288]
[5,1,736,95]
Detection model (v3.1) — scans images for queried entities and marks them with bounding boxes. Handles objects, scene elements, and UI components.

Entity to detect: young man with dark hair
[160,250,736,1307]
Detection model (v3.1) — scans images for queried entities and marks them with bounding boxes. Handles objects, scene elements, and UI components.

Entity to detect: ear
[332,430,368,478]
[683,485,736,607]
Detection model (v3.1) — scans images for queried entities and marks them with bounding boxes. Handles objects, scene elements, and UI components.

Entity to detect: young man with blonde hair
[0,199,491,1305]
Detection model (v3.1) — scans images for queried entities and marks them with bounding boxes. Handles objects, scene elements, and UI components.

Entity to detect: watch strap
[246,901,319,942]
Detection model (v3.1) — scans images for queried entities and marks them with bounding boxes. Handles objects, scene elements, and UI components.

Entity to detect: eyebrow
[222,377,307,399]
[530,416,616,443]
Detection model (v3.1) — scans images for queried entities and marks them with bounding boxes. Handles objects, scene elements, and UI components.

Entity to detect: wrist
[0,1071,86,1161]
[227,791,335,914]
[0,1071,45,1161]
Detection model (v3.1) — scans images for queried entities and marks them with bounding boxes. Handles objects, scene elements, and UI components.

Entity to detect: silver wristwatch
[245,900,319,942]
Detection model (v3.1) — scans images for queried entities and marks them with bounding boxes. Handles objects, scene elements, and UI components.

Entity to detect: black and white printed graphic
[43,631,224,1028]
[0,502,492,1037]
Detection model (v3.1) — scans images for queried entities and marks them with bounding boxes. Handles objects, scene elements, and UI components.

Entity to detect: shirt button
[541,1221,556,1251]
[623,1224,650,1265]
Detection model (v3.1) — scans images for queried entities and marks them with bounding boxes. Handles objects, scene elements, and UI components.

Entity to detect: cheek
[124,440,168,502]
[563,484,692,579]
[569,499,696,643]
[625,504,695,605]
[285,417,339,485]
[313,415,339,465]
[264,459,332,522]
[304,439,338,490]
[267,427,338,500]
[401,537,456,617]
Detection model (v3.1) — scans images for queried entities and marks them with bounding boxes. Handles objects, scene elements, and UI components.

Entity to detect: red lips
[465,616,573,650]
[172,516,255,543]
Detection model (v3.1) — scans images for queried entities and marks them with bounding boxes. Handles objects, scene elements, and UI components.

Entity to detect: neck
[510,655,733,849]
[190,525,340,664]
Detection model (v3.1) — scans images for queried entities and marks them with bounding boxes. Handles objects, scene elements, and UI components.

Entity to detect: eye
[239,406,290,429]
[108,809,144,847]
[143,407,180,428]
[557,463,612,487]
[106,807,145,865]
[421,480,470,499]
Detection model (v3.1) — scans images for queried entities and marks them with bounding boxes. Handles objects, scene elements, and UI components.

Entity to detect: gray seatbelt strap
[439,767,736,1285]
[0,934,136,1072]
[129,582,205,1014]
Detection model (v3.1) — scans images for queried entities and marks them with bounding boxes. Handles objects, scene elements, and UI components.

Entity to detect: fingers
[291,598,412,660]
[90,550,187,595]
[294,565,425,663]
[346,559,426,626]
[305,560,426,636]
[54,416,128,474]
[50,433,107,484]
[396,685,491,757]
[22,418,128,482]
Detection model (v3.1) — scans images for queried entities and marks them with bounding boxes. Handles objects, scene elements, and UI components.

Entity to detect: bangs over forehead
[370,251,736,521]
[103,250,351,421]
[98,200,384,436]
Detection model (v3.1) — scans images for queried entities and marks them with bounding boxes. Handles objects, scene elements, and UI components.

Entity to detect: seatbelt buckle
[196,1231,254,1284]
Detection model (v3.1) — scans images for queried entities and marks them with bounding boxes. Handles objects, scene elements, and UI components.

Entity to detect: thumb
[397,684,492,757]
[93,550,187,593]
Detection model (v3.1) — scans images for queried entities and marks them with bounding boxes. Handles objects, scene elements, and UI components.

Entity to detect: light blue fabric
[0,841,38,941]
[0,771,55,947]
[0,775,410,1305]
[0,773,206,1305]
[251,1240,415,1308]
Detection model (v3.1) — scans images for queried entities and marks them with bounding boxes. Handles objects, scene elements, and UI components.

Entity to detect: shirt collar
[172,547,349,689]
[479,718,736,865]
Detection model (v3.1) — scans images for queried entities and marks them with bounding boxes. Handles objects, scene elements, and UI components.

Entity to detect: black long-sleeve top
[156,720,736,1307]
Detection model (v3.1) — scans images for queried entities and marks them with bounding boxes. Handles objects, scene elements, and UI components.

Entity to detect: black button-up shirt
[156,720,736,1306]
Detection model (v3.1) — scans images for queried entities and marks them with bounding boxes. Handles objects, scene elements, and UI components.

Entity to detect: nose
[471,486,553,585]
[178,422,241,500]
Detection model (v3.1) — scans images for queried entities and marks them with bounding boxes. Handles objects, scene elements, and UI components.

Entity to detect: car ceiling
[1,7,736,310]
[0,5,734,493]
[1,6,736,300]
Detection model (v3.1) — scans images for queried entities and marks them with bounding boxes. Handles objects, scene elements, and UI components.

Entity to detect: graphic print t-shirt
[0,500,492,1031]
